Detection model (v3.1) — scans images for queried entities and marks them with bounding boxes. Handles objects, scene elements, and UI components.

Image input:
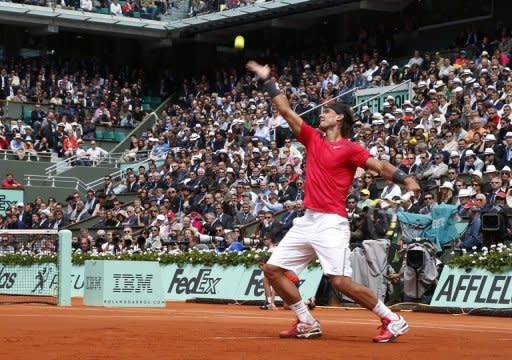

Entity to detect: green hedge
[0,250,272,268]
[448,243,512,273]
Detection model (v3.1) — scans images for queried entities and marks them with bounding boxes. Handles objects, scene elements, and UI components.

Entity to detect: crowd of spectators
[3,0,272,20]
[2,25,512,260]
[0,58,148,160]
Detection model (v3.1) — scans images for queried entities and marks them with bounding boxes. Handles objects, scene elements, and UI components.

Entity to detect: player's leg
[329,275,408,343]
[264,216,320,338]
[264,264,321,339]
[282,270,315,310]
[311,212,408,343]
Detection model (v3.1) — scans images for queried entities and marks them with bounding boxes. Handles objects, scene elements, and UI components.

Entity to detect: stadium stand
[1,0,512,306]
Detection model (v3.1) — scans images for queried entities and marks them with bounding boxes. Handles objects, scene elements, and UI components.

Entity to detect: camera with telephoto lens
[347,211,360,222]
[198,234,225,244]
[241,238,260,247]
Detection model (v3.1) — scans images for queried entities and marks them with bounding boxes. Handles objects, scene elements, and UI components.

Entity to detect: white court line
[2,312,511,333]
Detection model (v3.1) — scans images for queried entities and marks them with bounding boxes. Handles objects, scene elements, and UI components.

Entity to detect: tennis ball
[234,35,245,50]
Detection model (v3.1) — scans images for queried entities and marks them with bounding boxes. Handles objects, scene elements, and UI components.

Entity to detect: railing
[0,149,54,162]
[24,174,90,193]
[44,152,126,176]
[107,95,174,156]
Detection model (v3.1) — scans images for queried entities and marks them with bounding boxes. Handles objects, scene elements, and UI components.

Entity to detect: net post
[58,230,72,306]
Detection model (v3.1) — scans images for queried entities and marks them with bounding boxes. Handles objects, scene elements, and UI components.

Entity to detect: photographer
[262,211,283,244]
[347,195,368,247]
[458,201,481,252]
[188,236,210,251]
[213,224,227,253]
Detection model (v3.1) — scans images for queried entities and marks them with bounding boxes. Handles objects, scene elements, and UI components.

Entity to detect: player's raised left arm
[246,61,303,136]
[366,157,421,195]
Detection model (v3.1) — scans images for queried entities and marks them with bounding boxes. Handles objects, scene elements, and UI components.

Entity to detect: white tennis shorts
[267,209,352,277]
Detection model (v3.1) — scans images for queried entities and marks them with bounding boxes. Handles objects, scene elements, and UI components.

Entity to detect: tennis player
[246,61,421,343]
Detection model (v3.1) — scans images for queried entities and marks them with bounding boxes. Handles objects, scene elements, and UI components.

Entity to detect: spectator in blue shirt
[10,133,24,151]
[225,231,244,252]
[150,136,169,160]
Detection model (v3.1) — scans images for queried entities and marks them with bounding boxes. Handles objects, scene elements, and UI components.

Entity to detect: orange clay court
[1,300,511,360]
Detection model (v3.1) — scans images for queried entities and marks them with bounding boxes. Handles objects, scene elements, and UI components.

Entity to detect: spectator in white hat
[456,188,472,216]
[438,181,454,205]
[254,118,270,144]
[500,166,512,193]
[483,148,504,171]
[483,133,503,158]
[463,150,484,173]
[360,106,372,124]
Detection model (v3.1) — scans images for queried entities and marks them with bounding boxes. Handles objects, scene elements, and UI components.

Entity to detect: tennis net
[0,229,72,305]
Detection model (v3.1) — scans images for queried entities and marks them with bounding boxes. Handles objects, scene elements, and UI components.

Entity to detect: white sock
[267,297,273,304]
[289,300,316,324]
[372,300,399,320]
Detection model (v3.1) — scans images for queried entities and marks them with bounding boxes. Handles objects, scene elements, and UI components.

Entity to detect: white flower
[450,251,455,255]
[472,261,476,264]
[478,257,484,261]
[491,244,496,248]
[472,246,477,250]
[482,247,488,252]
[462,249,467,254]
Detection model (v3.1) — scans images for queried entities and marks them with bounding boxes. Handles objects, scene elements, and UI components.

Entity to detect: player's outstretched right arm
[246,61,303,137]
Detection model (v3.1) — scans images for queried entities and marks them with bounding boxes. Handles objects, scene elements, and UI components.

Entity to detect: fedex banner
[162,265,323,301]
[431,267,512,308]
[0,263,324,302]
